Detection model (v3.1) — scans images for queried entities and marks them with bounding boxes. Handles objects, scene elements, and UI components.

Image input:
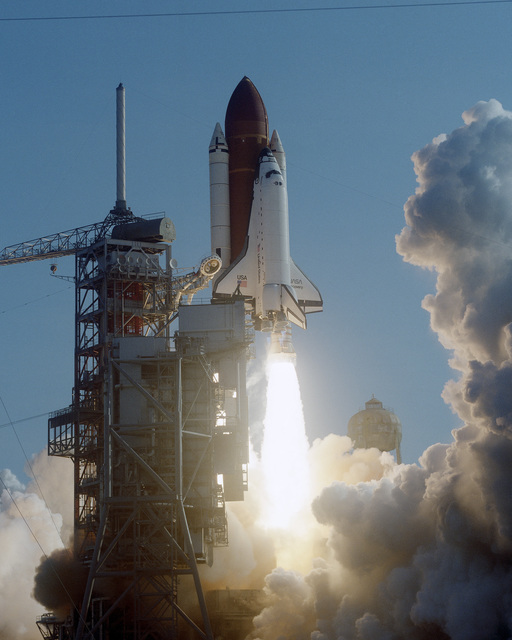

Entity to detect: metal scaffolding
[42,235,250,639]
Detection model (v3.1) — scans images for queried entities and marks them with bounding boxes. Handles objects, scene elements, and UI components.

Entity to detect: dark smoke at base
[233,100,512,640]
[33,549,88,619]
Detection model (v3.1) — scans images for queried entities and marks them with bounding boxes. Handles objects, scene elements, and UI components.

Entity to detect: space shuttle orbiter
[210,77,322,334]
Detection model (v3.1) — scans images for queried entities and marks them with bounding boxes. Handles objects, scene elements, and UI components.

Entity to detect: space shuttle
[210,77,322,334]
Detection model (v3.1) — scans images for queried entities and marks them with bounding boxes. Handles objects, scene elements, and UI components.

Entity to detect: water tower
[347,396,402,463]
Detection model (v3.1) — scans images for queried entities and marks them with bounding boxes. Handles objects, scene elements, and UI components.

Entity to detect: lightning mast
[3,86,250,640]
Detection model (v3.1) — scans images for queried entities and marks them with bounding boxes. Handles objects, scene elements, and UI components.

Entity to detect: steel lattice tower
[2,85,251,640]
[46,235,250,639]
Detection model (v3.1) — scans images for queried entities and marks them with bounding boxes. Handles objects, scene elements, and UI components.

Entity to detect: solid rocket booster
[210,77,322,334]
[209,123,231,269]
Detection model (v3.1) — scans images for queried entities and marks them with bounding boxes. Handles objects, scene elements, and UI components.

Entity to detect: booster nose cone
[209,122,228,150]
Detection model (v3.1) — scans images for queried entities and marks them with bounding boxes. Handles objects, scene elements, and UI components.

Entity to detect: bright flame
[259,357,310,529]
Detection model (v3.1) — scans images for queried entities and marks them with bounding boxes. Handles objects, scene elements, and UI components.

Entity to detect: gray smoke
[249,100,512,640]
[32,548,87,618]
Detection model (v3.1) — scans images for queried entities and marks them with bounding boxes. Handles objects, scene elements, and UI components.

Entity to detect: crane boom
[0,210,135,266]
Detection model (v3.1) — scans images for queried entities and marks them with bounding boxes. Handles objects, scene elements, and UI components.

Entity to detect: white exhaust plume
[259,359,310,532]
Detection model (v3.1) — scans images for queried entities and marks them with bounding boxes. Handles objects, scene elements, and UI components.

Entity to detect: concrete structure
[347,396,402,463]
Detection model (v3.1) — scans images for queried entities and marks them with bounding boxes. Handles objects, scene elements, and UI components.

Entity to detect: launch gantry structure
[2,85,251,640]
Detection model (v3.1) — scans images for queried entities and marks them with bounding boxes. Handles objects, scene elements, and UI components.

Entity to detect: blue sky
[1,0,512,481]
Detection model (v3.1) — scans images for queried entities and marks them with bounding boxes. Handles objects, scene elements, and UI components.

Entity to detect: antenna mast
[116,82,127,211]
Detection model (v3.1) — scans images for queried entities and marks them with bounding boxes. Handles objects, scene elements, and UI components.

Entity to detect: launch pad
[1,77,322,639]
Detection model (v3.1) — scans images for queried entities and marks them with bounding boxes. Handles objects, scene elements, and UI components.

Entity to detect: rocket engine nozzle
[269,327,296,362]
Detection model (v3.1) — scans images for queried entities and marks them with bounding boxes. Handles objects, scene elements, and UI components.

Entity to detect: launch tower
[3,76,323,640]
[2,85,251,640]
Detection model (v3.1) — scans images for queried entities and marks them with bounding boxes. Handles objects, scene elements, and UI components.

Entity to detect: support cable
[0,471,92,637]
[0,394,65,548]
[1,1,511,22]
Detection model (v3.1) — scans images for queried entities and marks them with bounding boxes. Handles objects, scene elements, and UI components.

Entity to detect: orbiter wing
[290,260,323,315]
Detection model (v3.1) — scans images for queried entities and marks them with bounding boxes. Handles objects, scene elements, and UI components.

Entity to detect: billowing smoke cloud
[397,99,512,371]
[0,452,73,639]
[213,100,512,640]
